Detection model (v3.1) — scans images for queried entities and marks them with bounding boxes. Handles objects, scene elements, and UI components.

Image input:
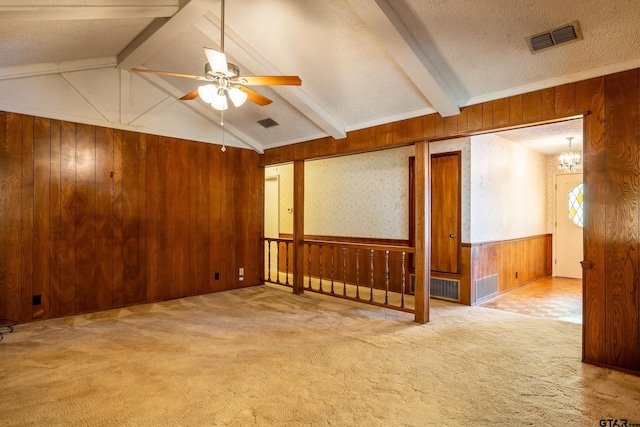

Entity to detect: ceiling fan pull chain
[221,108,226,152]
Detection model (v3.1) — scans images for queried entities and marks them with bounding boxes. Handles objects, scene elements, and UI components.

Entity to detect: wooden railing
[263,237,415,313]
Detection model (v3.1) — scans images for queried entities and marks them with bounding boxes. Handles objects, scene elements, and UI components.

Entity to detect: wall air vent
[527,21,582,53]
[430,277,460,302]
[257,117,279,128]
[476,274,498,301]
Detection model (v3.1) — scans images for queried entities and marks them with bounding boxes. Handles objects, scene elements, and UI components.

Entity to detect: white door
[555,173,583,278]
[264,176,280,277]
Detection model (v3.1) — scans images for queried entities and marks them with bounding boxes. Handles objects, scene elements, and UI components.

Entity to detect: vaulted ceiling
[1,0,638,153]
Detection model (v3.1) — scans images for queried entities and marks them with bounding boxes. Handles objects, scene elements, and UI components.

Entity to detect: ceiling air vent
[527,21,582,53]
[257,117,279,128]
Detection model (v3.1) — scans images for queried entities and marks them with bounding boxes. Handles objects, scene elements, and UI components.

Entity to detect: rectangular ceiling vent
[257,118,280,129]
[527,21,582,53]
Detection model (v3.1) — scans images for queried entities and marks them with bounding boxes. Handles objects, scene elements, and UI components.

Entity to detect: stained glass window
[568,183,584,228]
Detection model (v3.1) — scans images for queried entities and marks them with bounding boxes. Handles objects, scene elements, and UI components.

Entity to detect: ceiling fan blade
[204,47,228,75]
[179,89,199,101]
[238,86,272,106]
[241,76,302,86]
[131,68,205,80]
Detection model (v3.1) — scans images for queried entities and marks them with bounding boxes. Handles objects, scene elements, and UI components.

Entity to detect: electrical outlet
[215,272,220,280]
[239,267,244,276]
[32,295,41,306]
[515,272,519,279]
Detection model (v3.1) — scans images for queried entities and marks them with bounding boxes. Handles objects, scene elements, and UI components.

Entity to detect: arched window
[568,183,584,228]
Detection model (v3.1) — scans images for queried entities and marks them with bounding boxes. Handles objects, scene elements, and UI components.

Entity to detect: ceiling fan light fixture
[197,84,216,103]
[229,87,248,107]
[210,92,228,110]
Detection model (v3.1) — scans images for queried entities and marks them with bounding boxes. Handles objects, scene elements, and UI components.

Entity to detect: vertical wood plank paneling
[34,117,53,319]
[422,114,436,139]
[407,117,423,142]
[555,83,576,116]
[467,104,483,131]
[482,102,493,129]
[509,95,523,124]
[457,107,469,134]
[21,115,34,321]
[434,114,444,136]
[74,124,96,313]
[604,70,640,370]
[146,135,162,301]
[208,143,223,292]
[112,130,124,307]
[164,137,179,297]
[222,148,238,288]
[392,120,408,144]
[174,139,190,297]
[541,88,556,118]
[493,98,510,126]
[49,120,62,318]
[95,126,114,310]
[522,91,542,122]
[443,115,458,135]
[576,77,606,364]
[0,113,23,321]
[2,111,264,323]
[244,149,263,286]
[60,121,76,316]
[122,131,142,305]
[137,135,147,301]
[189,142,209,296]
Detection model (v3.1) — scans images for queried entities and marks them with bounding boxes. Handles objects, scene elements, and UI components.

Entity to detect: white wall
[265,164,294,234]
[470,134,549,243]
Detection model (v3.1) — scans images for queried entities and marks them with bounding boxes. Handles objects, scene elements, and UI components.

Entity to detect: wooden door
[431,152,461,273]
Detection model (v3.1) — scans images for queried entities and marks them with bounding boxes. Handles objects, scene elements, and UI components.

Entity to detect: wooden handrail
[303,239,415,253]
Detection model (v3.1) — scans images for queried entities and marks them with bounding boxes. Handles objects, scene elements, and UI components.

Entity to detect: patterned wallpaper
[266,135,552,244]
[430,137,471,243]
[470,133,549,243]
[304,146,415,239]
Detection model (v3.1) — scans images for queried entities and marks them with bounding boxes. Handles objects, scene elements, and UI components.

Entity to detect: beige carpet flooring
[1,284,639,426]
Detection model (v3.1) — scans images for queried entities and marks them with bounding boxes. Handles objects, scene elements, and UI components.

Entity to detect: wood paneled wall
[0,112,263,323]
[262,68,640,375]
[468,234,552,304]
[261,84,584,166]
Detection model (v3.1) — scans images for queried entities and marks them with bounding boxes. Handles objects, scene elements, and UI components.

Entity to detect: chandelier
[558,136,581,172]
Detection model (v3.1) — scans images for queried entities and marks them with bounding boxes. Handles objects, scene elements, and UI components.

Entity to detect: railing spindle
[384,250,389,305]
[285,241,290,286]
[401,252,406,309]
[308,244,312,290]
[319,246,323,292]
[276,241,281,284]
[330,246,335,295]
[369,250,374,303]
[342,247,347,297]
[267,239,272,282]
[356,249,360,299]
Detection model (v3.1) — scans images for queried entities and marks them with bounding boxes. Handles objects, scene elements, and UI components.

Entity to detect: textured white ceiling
[0,0,638,152]
[496,119,583,155]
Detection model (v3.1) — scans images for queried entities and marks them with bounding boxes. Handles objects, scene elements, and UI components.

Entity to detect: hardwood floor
[479,276,582,324]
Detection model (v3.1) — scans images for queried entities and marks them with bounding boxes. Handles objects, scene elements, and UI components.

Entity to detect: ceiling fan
[131,0,301,110]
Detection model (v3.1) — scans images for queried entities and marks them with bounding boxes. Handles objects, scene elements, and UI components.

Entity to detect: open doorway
[479,119,583,323]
